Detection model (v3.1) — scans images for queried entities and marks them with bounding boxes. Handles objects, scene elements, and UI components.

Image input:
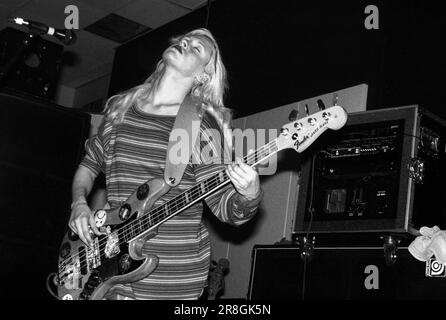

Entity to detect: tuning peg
[288,109,298,121]
[281,127,289,135]
[305,104,309,116]
[317,99,326,110]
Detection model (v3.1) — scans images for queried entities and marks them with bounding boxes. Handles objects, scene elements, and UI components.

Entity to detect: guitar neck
[120,138,280,243]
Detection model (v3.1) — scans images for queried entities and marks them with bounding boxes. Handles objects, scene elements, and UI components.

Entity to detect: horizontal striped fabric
[80,103,258,299]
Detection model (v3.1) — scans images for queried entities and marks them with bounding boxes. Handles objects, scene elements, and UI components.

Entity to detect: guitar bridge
[58,257,82,290]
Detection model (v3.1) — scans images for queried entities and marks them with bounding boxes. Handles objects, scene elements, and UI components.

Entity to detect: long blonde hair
[104,28,232,149]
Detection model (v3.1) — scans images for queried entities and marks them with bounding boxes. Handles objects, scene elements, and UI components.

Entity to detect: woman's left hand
[226,149,261,200]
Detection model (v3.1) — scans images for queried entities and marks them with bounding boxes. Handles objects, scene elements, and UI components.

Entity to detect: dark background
[109,0,446,120]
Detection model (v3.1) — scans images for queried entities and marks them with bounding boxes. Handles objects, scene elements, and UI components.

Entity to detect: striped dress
[80,103,260,299]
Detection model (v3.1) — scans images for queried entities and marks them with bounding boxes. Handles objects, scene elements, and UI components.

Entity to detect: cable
[403,133,421,141]
[46,273,61,300]
[301,253,307,300]
[305,155,316,240]
[301,154,316,300]
[205,0,212,28]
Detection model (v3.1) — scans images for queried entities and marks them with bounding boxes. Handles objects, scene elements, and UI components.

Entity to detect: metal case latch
[380,235,401,266]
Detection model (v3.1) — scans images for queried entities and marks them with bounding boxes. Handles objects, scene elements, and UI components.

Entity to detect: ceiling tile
[0,0,31,7]
[63,29,117,60]
[0,0,31,14]
[58,54,106,84]
[75,0,136,12]
[65,62,113,88]
[85,13,151,43]
[166,0,207,10]
[116,0,190,29]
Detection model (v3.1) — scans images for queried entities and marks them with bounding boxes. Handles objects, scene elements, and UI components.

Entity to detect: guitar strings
[58,139,278,275]
[58,139,279,277]
[128,139,277,228]
[59,140,276,271]
[119,140,278,237]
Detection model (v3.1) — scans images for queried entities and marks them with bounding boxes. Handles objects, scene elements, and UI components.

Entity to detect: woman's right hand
[69,201,102,247]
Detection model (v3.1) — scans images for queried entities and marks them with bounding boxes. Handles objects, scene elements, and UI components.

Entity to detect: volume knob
[68,230,79,241]
[60,242,71,259]
[119,204,132,221]
[136,183,150,200]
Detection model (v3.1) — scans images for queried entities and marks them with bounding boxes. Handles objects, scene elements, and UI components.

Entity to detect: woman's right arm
[69,115,111,246]
[69,165,102,247]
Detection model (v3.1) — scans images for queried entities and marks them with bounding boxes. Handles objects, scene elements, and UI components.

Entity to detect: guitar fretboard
[118,138,280,242]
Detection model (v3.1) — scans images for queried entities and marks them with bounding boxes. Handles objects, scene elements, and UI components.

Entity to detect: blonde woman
[68,28,263,300]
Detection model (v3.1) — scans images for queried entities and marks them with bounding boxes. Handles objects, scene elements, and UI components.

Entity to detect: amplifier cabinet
[294,105,446,235]
[248,245,446,300]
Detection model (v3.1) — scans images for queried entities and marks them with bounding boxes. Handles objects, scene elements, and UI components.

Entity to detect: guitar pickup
[79,246,88,275]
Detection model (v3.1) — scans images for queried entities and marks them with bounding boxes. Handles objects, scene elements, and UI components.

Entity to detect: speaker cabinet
[248,246,304,300]
[0,27,63,99]
[248,245,446,300]
[0,90,90,299]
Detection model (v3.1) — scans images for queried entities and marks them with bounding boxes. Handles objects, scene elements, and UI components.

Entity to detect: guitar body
[57,178,170,300]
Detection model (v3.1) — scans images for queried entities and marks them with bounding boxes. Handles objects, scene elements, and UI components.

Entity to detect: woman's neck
[145,69,195,112]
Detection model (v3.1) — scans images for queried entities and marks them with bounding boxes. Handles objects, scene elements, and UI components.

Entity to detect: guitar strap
[164,94,203,187]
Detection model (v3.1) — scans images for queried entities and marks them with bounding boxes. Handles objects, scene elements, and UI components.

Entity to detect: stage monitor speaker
[0,90,90,180]
[247,246,303,300]
[248,245,446,300]
[0,27,63,99]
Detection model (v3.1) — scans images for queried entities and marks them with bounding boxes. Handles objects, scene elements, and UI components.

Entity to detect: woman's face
[163,34,215,79]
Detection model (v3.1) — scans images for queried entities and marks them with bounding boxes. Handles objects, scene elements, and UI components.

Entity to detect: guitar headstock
[277,105,348,153]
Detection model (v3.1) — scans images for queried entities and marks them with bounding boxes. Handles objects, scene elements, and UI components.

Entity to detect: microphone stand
[0,31,40,90]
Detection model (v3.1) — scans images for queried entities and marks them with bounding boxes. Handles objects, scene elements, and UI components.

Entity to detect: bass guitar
[53,105,347,300]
